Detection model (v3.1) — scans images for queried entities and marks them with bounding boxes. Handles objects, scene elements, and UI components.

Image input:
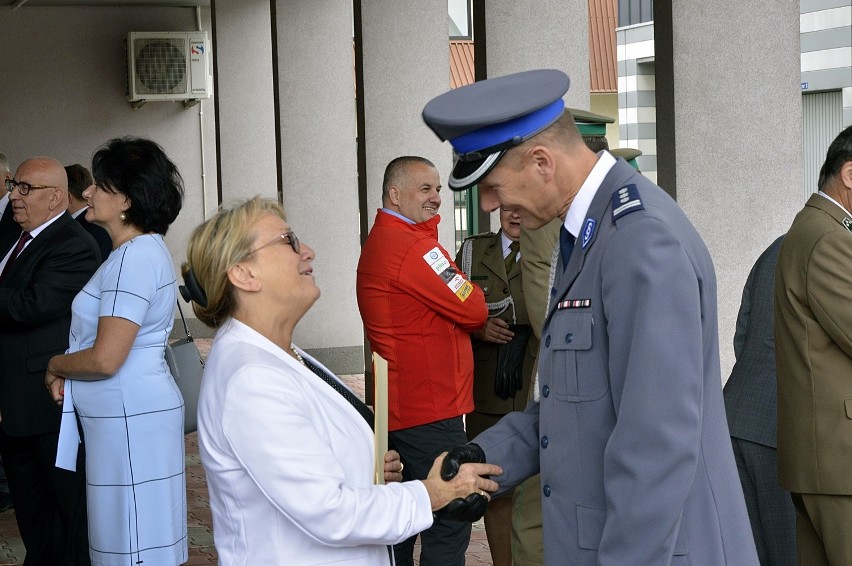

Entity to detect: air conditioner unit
[126,31,211,103]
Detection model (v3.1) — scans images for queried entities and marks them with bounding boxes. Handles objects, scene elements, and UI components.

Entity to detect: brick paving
[0,339,492,565]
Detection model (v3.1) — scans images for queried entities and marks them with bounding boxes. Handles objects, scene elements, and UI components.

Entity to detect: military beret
[422,69,570,191]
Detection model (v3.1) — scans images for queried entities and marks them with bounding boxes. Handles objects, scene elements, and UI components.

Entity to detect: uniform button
[545,335,551,347]
[551,287,557,296]
[565,333,573,343]
[542,385,550,398]
[502,287,509,293]
[543,485,551,497]
[540,436,549,449]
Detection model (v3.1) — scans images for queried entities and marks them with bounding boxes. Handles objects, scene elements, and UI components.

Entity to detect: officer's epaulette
[611,183,644,222]
[464,231,497,241]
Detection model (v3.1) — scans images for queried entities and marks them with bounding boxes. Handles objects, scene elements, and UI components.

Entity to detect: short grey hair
[0,153,9,175]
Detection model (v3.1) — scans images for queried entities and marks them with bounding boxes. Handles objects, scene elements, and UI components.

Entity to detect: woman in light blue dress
[46,138,188,566]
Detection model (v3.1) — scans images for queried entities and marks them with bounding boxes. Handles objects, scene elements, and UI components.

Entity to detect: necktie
[504,240,520,274]
[0,231,32,283]
[559,225,575,272]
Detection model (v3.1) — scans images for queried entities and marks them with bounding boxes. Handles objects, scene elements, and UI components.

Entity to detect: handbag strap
[175,298,192,341]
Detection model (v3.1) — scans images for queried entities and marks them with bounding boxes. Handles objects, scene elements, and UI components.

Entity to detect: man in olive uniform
[775,124,852,564]
[456,206,536,566]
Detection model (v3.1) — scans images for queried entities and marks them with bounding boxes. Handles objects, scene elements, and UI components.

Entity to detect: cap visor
[448,150,505,191]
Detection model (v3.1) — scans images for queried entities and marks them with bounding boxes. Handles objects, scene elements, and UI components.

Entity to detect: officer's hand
[425,444,501,522]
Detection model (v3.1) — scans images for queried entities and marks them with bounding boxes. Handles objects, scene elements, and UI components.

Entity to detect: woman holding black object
[45,137,188,565]
[181,197,500,565]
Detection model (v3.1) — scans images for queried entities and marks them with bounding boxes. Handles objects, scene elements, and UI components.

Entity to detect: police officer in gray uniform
[422,69,758,565]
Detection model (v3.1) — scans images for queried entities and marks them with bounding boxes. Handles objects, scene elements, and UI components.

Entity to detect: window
[449,0,472,39]
[618,0,653,27]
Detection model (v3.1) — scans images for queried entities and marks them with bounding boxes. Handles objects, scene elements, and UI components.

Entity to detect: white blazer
[197,318,433,565]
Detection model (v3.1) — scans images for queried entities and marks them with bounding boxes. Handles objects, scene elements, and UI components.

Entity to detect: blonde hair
[182,197,286,328]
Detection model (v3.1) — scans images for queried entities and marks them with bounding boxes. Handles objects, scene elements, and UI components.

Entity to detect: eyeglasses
[247,230,300,256]
[5,179,58,196]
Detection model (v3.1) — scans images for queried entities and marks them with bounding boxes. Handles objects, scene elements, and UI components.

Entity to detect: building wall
[616,22,658,183]
[1,6,217,305]
[619,1,852,189]
[359,0,455,252]
[800,0,852,125]
[213,0,278,206]
[660,0,802,383]
[800,0,851,200]
[276,0,363,371]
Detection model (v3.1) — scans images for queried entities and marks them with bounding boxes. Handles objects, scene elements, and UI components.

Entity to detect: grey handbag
[165,300,204,434]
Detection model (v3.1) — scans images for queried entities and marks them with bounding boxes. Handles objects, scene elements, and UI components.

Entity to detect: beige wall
[590,92,620,148]
[213,0,278,205]
[1,5,217,297]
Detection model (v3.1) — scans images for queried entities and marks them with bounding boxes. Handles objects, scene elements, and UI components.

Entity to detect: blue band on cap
[450,99,565,154]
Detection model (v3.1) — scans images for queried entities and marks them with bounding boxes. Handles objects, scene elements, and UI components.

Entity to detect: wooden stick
[373,352,389,485]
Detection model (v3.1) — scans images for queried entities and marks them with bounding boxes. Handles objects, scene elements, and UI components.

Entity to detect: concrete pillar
[211,0,278,204]
[276,0,363,372]
[479,0,592,230]
[654,0,802,377]
[359,0,455,251]
[483,1,591,110]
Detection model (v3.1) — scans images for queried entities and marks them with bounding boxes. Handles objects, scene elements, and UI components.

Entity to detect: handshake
[423,444,502,523]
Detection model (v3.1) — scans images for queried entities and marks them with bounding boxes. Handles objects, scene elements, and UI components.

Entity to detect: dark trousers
[0,428,90,566]
[732,437,796,566]
[389,416,471,566]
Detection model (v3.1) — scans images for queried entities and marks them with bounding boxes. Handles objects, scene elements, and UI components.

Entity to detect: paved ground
[0,339,494,565]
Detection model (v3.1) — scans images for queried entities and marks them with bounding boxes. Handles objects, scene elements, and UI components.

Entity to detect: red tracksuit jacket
[356,210,487,431]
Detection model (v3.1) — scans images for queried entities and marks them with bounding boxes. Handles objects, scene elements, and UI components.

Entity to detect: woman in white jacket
[181,197,500,565]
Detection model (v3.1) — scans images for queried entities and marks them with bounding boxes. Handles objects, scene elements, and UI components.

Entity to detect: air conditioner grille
[134,39,187,94]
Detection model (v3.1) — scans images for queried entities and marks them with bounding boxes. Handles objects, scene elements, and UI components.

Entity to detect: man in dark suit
[0,156,99,565]
[775,125,852,565]
[724,235,796,565]
[65,164,111,262]
[423,69,758,564]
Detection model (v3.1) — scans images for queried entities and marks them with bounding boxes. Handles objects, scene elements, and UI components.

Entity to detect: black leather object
[432,443,490,522]
[494,324,532,399]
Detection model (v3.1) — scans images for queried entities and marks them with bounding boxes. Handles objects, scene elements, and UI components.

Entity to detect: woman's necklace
[290,345,306,365]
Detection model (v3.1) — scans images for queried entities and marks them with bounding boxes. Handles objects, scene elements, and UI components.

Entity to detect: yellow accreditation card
[373,352,389,485]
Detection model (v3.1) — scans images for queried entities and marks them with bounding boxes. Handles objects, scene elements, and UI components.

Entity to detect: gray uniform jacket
[474,159,758,565]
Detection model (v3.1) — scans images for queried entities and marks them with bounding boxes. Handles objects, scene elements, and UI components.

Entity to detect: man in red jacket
[357,155,488,566]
